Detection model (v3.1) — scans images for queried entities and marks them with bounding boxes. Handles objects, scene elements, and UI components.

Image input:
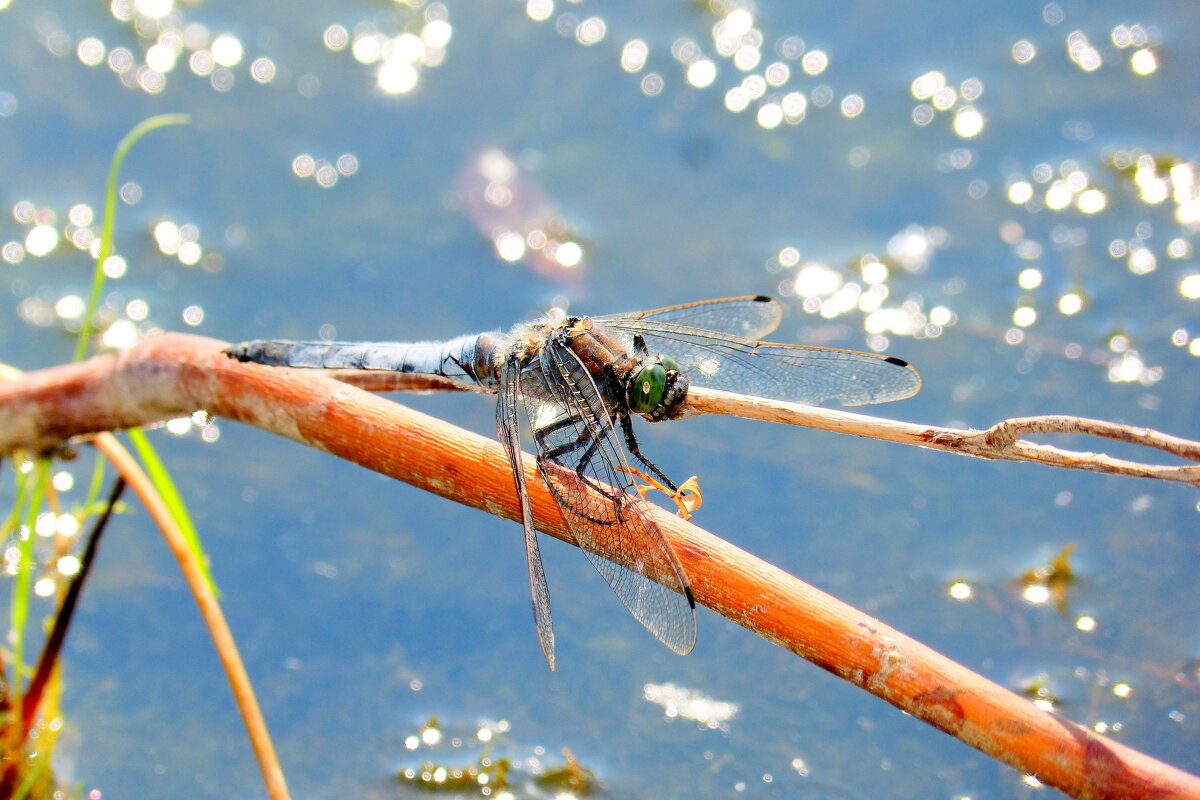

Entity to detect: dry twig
[90,432,292,800]
[335,373,1200,486]
[685,389,1200,484]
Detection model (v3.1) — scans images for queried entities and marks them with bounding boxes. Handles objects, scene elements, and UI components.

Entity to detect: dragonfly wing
[598,323,921,407]
[524,342,697,655]
[498,358,557,670]
[596,295,783,340]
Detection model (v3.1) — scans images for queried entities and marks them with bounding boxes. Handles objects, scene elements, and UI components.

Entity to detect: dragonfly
[227,296,921,669]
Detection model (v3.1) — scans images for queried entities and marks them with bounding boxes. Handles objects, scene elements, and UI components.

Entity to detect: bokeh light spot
[1023,584,1050,604]
[25,225,58,256]
[1008,181,1034,204]
[154,221,182,254]
[250,57,276,83]
[378,61,419,94]
[801,50,828,75]
[575,17,606,46]
[103,255,127,278]
[526,0,553,22]
[77,37,106,66]
[1128,247,1156,275]
[1130,48,1157,75]
[554,241,583,268]
[1013,306,1037,327]
[764,61,789,86]
[495,231,525,262]
[1018,268,1043,289]
[182,305,205,326]
[948,581,972,600]
[1012,39,1036,63]
[1076,188,1107,213]
[953,107,984,138]
[423,19,452,48]
[323,25,349,51]
[621,39,648,72]
[687,59,717,88]
[1058,292,1083,314]
[840,94,864,118]
[756,103,783,129]
[911,70,944,100]
[211,34,244,67]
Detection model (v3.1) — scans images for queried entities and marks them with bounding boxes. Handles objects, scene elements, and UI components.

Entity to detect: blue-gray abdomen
[226,332,503,391]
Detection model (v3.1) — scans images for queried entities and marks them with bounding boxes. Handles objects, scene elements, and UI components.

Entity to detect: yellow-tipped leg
[618,467,703,520]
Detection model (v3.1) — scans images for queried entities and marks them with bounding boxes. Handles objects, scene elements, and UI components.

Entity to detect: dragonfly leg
[618,414,677,493]
[533,420,625,523]
[533,415,597,466]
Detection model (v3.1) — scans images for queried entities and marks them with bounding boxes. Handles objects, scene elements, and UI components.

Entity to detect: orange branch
[1,333,1197,800]
[91,432,291,800]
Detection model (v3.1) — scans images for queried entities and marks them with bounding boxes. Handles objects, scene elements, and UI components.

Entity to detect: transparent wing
[596,320,921,407]
[595,295,783,341]
[521,341,696,655]
[498,358,557,670]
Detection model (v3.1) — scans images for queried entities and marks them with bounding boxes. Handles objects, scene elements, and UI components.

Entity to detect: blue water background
[1,1,1199,797]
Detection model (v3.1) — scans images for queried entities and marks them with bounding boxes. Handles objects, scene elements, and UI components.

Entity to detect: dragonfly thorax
[560,317,689,423]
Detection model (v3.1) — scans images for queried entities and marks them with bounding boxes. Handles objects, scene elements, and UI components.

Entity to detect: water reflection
[458,148,586,283]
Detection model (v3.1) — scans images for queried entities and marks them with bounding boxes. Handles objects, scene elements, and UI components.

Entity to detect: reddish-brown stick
[1,332,1197,800]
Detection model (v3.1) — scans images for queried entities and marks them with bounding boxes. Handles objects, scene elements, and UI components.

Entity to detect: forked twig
[0,333,1198,800]
[682,388,1200,486]
[333,371,1200,486]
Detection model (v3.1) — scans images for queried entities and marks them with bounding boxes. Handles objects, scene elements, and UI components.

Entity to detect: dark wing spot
[752,295,773,303]
[883,356,910,367]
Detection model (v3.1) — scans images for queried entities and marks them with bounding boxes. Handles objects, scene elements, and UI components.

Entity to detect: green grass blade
[69,114,214,591]
[1,460,29,540]
[81,452,107,515]
[73,113,190,364]
[11,748,51,800]
[11,459,51,695]
[126,427,217,594]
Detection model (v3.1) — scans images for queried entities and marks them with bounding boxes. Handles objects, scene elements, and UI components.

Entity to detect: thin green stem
[11,460,50,696]
[73,114,189,363]
[127,428,215,592]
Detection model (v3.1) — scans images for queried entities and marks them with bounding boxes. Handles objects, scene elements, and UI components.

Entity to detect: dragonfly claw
[619,467,703,520]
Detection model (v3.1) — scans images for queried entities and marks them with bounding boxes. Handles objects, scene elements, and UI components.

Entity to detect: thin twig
[336,368,1200,486]
[90,433,292,800]
[0,333,1196,800]
[682,388,1200,486]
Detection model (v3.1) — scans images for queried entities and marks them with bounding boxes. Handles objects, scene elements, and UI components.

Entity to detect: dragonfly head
[627,355,688,422]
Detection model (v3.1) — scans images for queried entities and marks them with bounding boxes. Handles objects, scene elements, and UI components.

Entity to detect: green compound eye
[629,364,668,413]
[660,355,679,372]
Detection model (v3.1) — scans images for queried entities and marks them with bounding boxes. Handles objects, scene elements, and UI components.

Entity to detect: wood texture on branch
[2,332,1198,800]
[332,368,1200,486]
[682,388,1200,486]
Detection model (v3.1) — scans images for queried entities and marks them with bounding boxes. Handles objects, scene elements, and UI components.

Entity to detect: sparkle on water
[2,0,1199,796]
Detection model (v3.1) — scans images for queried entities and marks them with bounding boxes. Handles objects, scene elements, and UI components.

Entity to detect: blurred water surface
[1,1,1199,797]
